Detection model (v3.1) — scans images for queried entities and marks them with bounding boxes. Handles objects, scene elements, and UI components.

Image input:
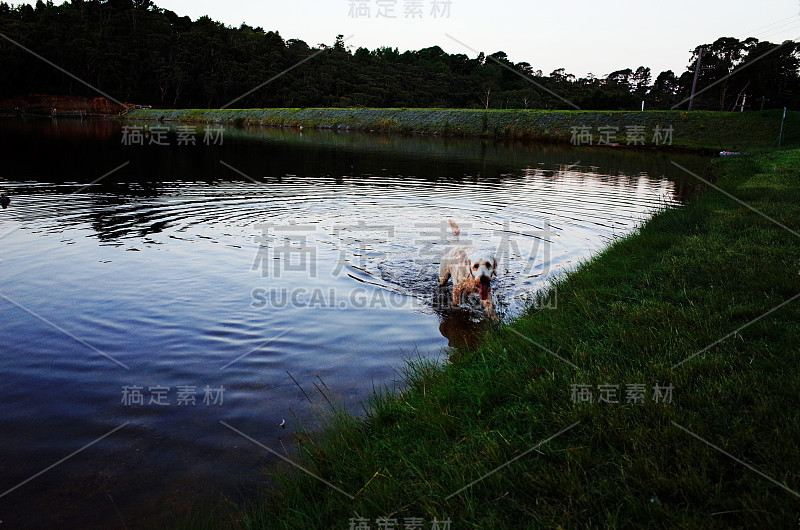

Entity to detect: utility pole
[688,48,703,111]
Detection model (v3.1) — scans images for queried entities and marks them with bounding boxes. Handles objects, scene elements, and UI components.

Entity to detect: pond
[0,118,708,528]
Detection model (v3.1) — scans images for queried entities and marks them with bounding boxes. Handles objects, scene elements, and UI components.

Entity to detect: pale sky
[30,0,800,77]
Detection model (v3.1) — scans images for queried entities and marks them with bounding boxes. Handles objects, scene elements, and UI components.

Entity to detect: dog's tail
[447,219,460,237]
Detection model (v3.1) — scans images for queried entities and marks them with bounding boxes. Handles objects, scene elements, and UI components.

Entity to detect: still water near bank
[0,118,708,528]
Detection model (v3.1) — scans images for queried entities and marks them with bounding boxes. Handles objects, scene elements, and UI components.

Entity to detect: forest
[1,0,798,111]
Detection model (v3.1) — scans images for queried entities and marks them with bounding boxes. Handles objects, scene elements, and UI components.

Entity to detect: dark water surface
[0,118,708,528]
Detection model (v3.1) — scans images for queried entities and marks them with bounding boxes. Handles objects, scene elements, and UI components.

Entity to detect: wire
[734,14,800,40]
[758,23,800,42]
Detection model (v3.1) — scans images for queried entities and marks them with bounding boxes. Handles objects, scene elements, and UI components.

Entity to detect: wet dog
[438,220,498,320]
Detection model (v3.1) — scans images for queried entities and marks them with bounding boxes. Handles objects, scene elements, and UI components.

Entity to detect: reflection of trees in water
[3,117,119,140]
[2,121,710,241]
[85,184,167,241]
[0,178,172,241]
[671,180,695,203]
[220,126,711,185]
[6,119,711,187]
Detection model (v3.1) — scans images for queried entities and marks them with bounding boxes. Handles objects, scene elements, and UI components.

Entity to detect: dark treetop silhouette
[1,1,798,111]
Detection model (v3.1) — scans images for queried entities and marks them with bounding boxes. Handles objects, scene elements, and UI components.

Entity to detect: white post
[778,107,787,146]
[641,100,645,112]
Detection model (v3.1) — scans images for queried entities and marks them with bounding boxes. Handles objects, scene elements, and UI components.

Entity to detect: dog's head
[468,251,497,301]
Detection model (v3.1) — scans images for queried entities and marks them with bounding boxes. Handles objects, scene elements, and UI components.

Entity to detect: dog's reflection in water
[438,309,490,348]
[433,285,492,349]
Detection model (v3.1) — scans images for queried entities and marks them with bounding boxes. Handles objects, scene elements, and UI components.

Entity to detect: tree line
[1,0,798,111]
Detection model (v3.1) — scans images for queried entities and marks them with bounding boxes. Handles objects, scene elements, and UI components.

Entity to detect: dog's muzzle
[478,276,491,301]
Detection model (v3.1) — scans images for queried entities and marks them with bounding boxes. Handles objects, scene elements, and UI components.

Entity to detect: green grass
[217,148,800,529]
[126,108,798,152]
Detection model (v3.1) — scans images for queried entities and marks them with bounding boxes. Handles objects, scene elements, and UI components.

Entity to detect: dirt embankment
[0,94,128,116]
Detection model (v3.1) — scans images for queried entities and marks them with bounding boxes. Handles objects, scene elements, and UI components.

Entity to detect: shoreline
[125,107,796,153]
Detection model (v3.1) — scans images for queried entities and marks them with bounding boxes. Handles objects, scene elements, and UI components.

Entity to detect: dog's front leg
[452,285,463,306]
[482,299,499,321]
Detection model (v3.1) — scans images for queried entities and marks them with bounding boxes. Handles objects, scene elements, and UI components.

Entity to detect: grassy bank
[222,147,800,529]
[126,108,797,152]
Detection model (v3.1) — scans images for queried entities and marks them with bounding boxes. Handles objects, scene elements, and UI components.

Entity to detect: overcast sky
[34,0,800,77]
